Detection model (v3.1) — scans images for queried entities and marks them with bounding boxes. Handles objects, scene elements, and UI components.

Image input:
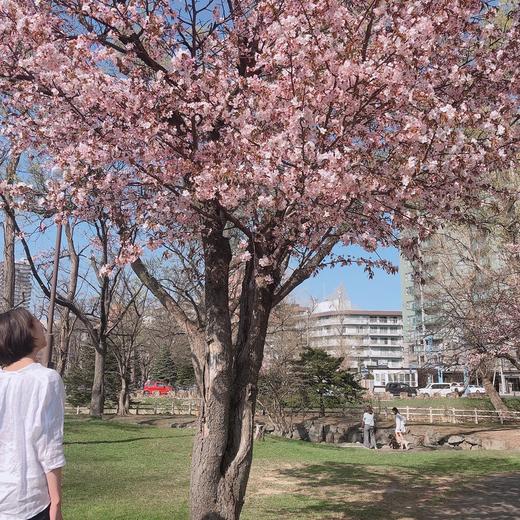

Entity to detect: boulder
[325,431,335,443]
[308,422,325,443]
[447,435,465,445]
[291,428,304,441]
[460,441,472,450]
[464,434,482,446]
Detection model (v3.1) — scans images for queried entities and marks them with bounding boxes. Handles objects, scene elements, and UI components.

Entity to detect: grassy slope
[63,417,520,520]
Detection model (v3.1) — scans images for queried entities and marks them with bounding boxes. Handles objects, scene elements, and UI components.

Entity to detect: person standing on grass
[392,407,409,450]
[0,309,65,520]
[362,405,377,449]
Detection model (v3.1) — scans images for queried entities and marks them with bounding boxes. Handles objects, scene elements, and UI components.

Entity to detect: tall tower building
[0,261,33,310]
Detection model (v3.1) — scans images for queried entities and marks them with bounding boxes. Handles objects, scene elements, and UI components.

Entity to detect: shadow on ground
[263,459,520,520]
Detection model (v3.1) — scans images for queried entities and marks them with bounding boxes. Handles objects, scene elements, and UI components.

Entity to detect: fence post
[429,407,433,424]
[474,409,478,424]
[171,399,175,415]
[154,404,157,415]
[76,406,80,415]
[136,404,139,415]
[406,406,410,421]
[188,401,193,416]
[452,408,456,424]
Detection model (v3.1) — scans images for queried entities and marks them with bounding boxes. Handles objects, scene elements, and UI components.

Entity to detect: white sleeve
[36,375,66,473]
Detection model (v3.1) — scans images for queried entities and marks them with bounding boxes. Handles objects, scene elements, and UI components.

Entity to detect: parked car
[449,382,465,393]
[385,382,417,397]
[417,383,453,397]
[465,385,486,395]
[143,380,173,396]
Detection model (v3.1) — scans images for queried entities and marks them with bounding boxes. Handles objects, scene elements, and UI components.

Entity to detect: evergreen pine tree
[151,345,177,384]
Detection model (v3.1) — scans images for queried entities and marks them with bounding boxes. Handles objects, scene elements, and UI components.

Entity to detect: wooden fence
[66,399,200,416]
[66,401,520,424]
[379,406,520,425]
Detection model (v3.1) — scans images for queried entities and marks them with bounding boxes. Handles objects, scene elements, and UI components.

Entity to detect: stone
[308,423,325,443]
[460,441,472,450]
[325,431,335,443]
[464,435,482,446]
[291,429,303,441]
[447,435,465,445]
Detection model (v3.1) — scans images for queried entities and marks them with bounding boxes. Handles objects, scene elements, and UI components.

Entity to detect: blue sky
[5,223,402,312]
[293,246,402,311]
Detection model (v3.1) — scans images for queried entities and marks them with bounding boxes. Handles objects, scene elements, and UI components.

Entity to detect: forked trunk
[189,222,273,520]
[90,344,106,417]
[190,380,258,520]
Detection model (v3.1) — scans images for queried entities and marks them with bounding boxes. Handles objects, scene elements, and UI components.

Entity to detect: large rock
[325,431,335,443]
[464,434,482,446]
[308,422,325,443]
[447,435,465,445]
[423,430,443,446]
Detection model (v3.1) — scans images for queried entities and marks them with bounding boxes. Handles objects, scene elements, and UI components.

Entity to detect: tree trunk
[482,375,508,412]
[319,395,325,418]
[90,343,106,417]
[55,315,71,377]
[118,377,130,416]
[1,155,19,311]
[189,223,274,520]
[56,222,79,377]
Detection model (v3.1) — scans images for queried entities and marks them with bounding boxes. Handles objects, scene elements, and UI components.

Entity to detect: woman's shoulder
[23,364,63,385]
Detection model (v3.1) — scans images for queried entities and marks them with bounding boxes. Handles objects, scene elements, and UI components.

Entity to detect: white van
[417,383,453,397]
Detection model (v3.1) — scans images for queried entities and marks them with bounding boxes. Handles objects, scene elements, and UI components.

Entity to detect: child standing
[0,309,65,520]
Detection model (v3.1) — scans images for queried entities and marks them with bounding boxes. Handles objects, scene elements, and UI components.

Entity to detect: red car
[143,380,173,396]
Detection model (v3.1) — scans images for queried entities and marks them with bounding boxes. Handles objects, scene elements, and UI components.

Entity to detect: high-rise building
[304,286,417,392]
[0,261,33,310]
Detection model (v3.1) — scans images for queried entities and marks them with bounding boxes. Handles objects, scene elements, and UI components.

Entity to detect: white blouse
[0,363,66,520]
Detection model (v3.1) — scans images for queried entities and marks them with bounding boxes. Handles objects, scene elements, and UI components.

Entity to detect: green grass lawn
[62,417,520,520]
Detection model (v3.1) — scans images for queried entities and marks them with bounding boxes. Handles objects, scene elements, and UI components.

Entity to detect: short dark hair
[392,407,399,414]
[0,308,38,366]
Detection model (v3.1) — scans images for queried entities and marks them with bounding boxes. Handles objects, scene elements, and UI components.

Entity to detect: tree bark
[1,154,20,311]
[118,377,130,416]
[90,342,106,417]
[482,374,508,412]
[56,222,79,376]
[55,316,71,377]
[189,221,274,520]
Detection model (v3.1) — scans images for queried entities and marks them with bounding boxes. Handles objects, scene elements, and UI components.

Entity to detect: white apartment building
[305,287,417,391]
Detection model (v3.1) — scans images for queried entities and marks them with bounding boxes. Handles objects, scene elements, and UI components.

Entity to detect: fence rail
[66,399,200,417]
[380,406,520,425]
[65,401,520,425]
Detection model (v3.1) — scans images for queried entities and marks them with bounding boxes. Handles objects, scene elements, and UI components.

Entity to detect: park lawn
[62,417,520,520]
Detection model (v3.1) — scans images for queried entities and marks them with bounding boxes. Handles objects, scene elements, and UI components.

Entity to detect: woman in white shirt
[392,407,409,450]
[0,309,65,520]
[362,405,377,449]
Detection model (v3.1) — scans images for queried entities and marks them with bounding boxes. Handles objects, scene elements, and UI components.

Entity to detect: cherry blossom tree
[1,1,520,518]
[418,169,520,410]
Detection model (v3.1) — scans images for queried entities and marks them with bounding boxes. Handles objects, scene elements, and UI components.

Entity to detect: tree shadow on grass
[64,433,192,445]
[264,457,520,520]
